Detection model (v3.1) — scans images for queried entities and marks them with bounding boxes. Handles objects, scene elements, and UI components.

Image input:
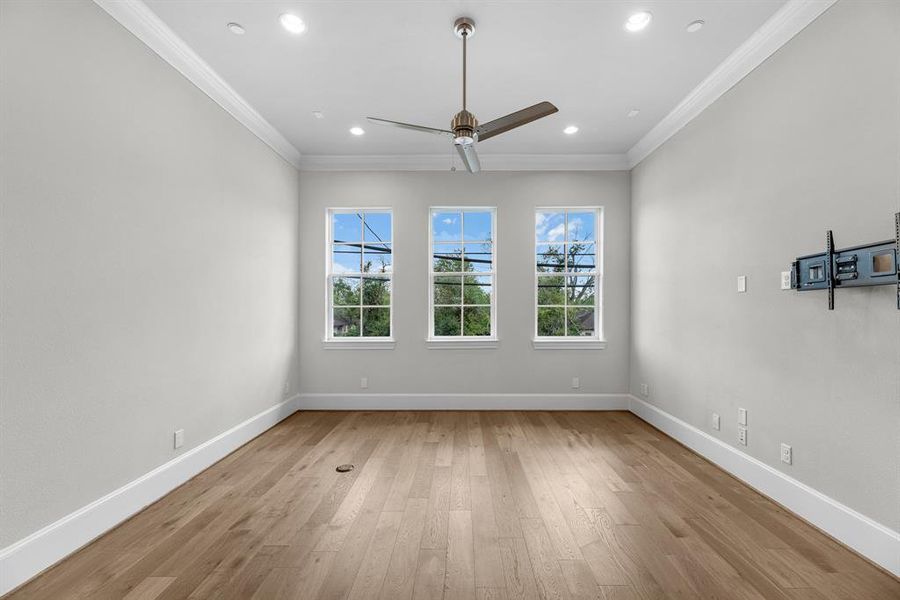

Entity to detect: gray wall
[630,0,899,528]
[299,171,630,396]
[0,1,301,546]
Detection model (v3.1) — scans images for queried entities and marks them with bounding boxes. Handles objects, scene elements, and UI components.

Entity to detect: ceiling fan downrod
[452,17,477,146]
[366,15,557,174]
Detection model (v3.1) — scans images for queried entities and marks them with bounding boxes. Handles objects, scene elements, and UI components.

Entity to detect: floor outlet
[174,429,184,450]
[781,443,792,465]
[712,413,721,431]
[738,427,747,446]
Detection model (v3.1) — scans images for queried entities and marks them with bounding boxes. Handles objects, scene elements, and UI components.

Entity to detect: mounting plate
[790,212,900,310]
[454,17,475,38]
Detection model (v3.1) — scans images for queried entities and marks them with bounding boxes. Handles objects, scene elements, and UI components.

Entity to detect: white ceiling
[143,1,786,158]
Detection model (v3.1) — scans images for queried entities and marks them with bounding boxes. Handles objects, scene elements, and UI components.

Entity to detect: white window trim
[427,206,498,346]
[425,338,499,350]
[322,338,396,350]
[324,207,395,349]
[532,206,605,349]
[531,338,607,350]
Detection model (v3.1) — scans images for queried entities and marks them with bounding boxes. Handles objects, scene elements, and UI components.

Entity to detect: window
[535,208,602,344]
[429,208,496,341]
[327,209,392,341]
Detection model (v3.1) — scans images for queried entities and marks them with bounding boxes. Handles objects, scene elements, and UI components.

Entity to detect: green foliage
[432,251,491,336]
[433,275,462,304]
[537,307,565,336]
[537,276,564,305]
[333,277,360,305]
[362,277,390,306]
[434,306,461,336]
[333,276,391,337]
[536,242,596,337]
[332,307,360,337]
[463,306,491,336]
[363,307,390,337]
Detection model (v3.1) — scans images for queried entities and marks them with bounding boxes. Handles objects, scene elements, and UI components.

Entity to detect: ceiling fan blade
[367,117,454,137]
[456,143,481,173]
[475,101,558,142]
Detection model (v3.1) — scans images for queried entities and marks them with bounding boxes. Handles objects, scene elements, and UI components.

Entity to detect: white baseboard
[0,395,299,596]
[298,393,630,411]
[3,394,895,594]
[627,395,900,578]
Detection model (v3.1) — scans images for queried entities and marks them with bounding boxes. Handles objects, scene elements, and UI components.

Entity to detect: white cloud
[567,217,583,238]
[332,261,353,274]
[546,223,566,242]
[442,217,455,225]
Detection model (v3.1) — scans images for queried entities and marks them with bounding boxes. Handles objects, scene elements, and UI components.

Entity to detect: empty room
[1,0,899,598]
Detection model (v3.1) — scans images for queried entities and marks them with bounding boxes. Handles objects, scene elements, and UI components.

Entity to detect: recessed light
[350,127,365,136]
[279,13,306,34]
[625,11,652,32]
[226,22,245,35]
[686,19,705,33]
[627,109,640,118]
[563,125,579,135]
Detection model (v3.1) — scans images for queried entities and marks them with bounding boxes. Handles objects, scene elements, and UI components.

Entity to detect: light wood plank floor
[7,411,898,599]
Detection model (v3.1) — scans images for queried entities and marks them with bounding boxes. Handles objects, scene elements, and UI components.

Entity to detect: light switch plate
[571,377,580,389]
[781,443,792,464]
[360,377,368,389]
[738,408,748,426]
[781,271,792,290]
[712,413,721,431]
[737,275,747,293]
[174,429,184,449]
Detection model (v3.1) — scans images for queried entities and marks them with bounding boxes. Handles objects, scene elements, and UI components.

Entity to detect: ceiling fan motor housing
[452,110,478,144]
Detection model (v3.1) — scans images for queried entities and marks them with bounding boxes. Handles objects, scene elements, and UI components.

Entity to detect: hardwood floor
[7,411,898,599]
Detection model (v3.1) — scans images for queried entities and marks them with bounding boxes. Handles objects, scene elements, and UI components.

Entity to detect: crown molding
[298,153,630,172]
[626,0,837,168]
[96,0,835,174]
[93,0,302,169]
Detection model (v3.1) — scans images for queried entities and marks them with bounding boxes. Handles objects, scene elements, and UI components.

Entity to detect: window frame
[427,206,498,348]
[533,206,606,350]
[324,207,395,349]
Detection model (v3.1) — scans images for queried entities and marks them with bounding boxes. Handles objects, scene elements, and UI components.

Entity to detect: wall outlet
[781,443,792,465]
[360,377,368,389]
[640,383,650,397]
[737,275,747,293]
[738,407,748,426]
[738,427,747,446]
[174,429,184,449]
[781,271,792,290]
[571,377,580,389]
[712,412,721,431]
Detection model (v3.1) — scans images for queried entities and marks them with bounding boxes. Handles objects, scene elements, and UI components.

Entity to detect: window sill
[532,338,607,350]
[322,338,396,350]
[426,338,499,350]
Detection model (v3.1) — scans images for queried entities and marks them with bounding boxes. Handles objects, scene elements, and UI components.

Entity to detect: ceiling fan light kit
[367,17,559,173]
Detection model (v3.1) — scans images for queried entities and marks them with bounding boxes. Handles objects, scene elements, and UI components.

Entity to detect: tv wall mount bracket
[790,212,900,310]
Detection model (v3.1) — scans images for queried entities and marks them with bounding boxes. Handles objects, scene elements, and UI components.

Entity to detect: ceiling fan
[367,17,558,173]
